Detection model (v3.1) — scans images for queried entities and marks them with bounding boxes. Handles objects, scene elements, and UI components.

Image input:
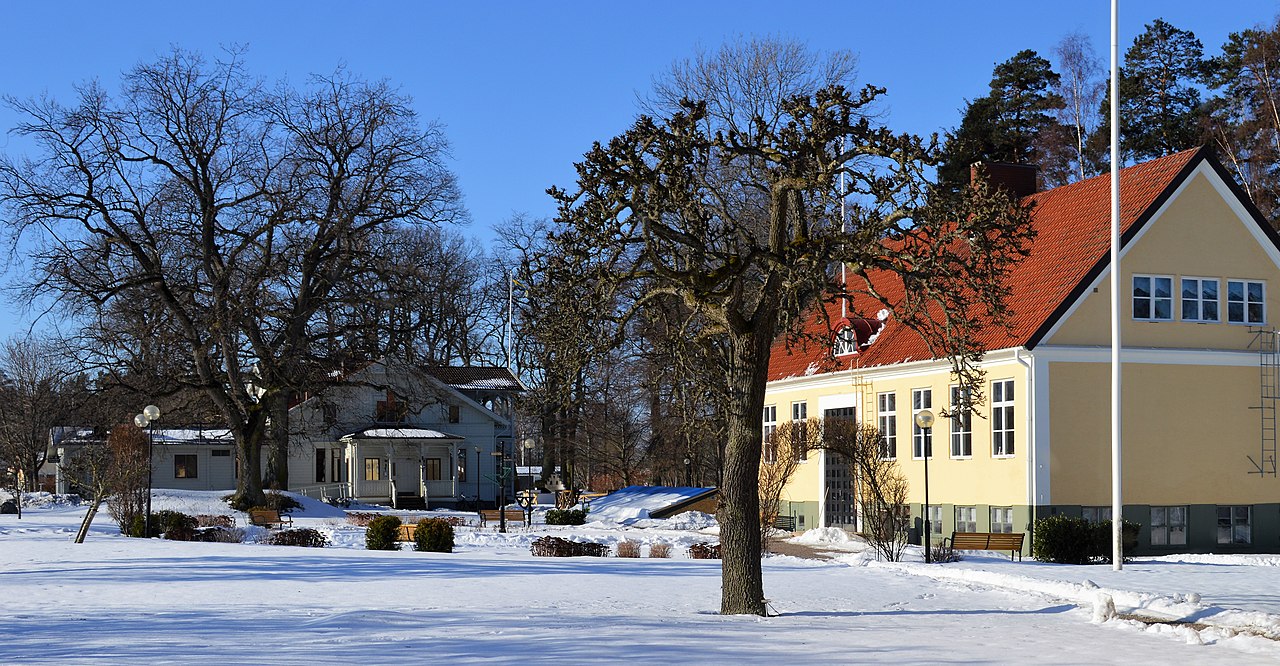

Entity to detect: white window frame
[949,385,972,458]
[991,379,1015,458]
[1132,274,1174,321]
[926,504,943,535]
[1180,277,1220,322]
[833,327,858,356]
[877,392,897,460]
[1150,506,1187,547]
[1082,506,1112,524]
[1217,505,1252,544]
[990,507,1014,534]
[955,506,977,533]
[912,388,932,459]
[762,405,777,464]
[1226,279,1266,325]
[791,402,808,461]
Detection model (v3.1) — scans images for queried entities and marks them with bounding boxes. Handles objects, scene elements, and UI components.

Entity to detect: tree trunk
[74,496,102,543]
[718,328,771,616]
[232,411,268,507]
[264,393,291,490]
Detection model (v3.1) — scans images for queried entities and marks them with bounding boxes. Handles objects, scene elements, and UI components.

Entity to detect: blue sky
[0,1,1276,337]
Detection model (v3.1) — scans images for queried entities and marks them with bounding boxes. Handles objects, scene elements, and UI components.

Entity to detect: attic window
[834,327,859,356]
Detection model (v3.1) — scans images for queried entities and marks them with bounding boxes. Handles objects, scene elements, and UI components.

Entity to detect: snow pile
[3,492,82,508]
[626,511,717,531]
[582,486,714,525]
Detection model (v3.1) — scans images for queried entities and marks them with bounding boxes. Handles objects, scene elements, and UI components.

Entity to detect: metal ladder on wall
[1249,328,1279,476]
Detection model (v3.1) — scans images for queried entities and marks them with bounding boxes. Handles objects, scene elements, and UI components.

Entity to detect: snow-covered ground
[2,490,1279,664]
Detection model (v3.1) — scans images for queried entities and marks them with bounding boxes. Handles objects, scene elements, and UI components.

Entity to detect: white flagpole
[1110,0,1124,571]
[840,138,848,319]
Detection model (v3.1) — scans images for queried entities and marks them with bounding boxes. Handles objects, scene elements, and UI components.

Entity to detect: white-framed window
[1181,278,1220,322]
[792,402,808,461]
[1150,506,1187,546]
[1227,280,1266,325]
[1217,505,1252,544]
[955,506,977,533]
[762,405,777,464]
[1082,506,1112,524]
[990,507,1014,534]
[1133,275,1173,321]
[926,504,943,535]
[834,327,858,356]
[912,388,932,459]
[877,392,897,460]
[991,379,1015,457]
[949,385,972,458]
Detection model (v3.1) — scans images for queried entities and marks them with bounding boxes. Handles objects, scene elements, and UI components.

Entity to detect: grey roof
[424,366,524,392]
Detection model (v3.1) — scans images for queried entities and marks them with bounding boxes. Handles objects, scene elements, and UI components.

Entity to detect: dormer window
[375,391,407,424]
[834,327,859,356]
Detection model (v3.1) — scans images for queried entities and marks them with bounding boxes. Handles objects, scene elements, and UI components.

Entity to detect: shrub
[648,542,671,559]
[264,528,329,548]
[346,512,380,527]
[191,527,246,543]
[531,536,609,557]
[366,515,402,551]
[126,510,198,539]
[224,491,301,513]
[1032,515,1140,564]
[688,542,721,559]
[413,518,455,553]
[616,540,641,558]
[927,540,960,564]
[544,508,588,526]
[195,514,235,528]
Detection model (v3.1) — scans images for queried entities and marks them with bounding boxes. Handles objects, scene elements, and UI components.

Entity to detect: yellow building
[766,148,1280,554]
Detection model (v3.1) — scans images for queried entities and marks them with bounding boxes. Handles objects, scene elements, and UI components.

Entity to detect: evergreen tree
[1204,18,1280,224]
[1114,18,1208,161]
[939,50,1066,189]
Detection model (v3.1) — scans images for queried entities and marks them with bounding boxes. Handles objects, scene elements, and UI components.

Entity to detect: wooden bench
[479,509,526,526]
[772,515,797,532]
[248,508,293,530]
[397,523,418,542]
[948,531,1025,561]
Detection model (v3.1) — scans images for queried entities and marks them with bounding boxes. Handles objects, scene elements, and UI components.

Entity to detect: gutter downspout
[1014,347,1036,547]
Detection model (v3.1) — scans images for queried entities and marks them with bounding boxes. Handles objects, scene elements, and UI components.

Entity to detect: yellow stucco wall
[1047,361,1271,505]
[767,358,1030,511]
[1047,171,1278,350]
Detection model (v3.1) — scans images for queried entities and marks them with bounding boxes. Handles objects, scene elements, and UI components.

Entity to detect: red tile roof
[768,148,1205,382]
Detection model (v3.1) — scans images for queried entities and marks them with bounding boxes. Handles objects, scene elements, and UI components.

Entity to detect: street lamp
[914,408,934,564]
[683,457,692,487]
[520,438,536,524]
[135,404,160,538]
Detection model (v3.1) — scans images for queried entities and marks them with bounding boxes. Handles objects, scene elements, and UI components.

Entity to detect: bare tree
[821,419,910,562]
[758,420,817,553]
[0,335,86,516]
[1052,32,1106,182]
[104,424,149,537]
[544,38,1033,615]
[0,49,464,504]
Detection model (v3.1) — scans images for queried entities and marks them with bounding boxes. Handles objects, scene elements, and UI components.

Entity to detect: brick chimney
[970,161,1038,199]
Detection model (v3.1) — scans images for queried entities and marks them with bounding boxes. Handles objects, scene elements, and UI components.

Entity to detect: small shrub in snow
[346,512,379,527]
[127,510,198,539]
[927,540,960,563]
[648,542,671,559]
[225,491,300,513]
[531,536,609,557]
[544,508,588,525]
[413,518,454,553]
[192,527,245,543]
[615,540,641,558]
[264,528,328,548]
[195,514,235,528]
[366,515,402,551]
[688,542,720,559]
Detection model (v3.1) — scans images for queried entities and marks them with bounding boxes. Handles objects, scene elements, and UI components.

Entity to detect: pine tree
[1115,18,1208,161]
[939,50,1066,189]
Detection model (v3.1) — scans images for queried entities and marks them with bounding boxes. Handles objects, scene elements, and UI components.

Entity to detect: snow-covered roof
[425,366,525,392]
[51,426,233,447]
[341,427,464,441]
[585,486,718,523]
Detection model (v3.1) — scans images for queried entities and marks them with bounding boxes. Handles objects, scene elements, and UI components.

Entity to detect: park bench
[947,531,1025,561]
[248,508,293,530]
[479,509,526,526]
[397,523,418,542]
[772,515,796,532]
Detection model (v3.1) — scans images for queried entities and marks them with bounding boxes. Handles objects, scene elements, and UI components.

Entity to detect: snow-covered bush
[365,515,401,551]
[192,527,246,543]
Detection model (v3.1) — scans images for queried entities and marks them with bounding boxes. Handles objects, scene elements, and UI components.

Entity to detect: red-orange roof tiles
[768,148,1203,382]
